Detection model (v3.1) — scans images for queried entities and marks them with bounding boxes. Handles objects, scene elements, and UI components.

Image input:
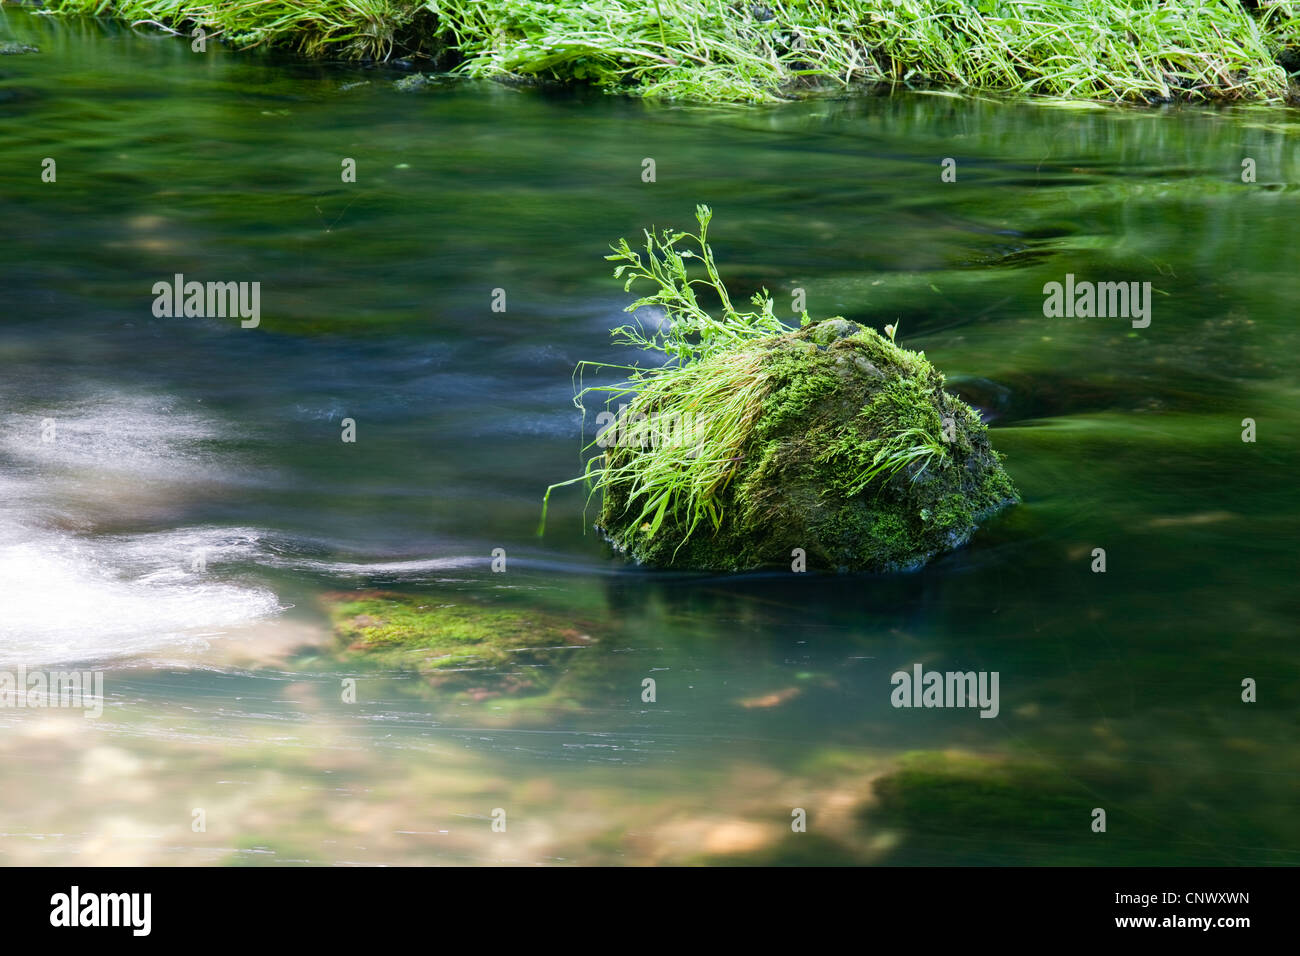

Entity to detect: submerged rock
[323,590,601,704]
[393,73,435,91]
[597,319,1018,572]
[0,42,39,55]
[859,750,1101,863]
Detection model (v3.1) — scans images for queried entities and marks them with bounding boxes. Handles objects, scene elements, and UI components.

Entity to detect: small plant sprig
[603,204,802,366]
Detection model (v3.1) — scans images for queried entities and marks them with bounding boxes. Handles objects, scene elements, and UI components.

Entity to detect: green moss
[869,751,1082,835]
[598,319,1019,572]
[858,750,1137,864]
[754,349,839,436]
[324,590,599,700]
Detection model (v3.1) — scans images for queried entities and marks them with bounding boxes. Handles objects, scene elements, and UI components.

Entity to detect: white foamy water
[0,393,282,666]
[301,556,477,575]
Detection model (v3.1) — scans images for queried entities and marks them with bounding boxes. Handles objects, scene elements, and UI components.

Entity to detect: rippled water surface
[2,8,1298,865]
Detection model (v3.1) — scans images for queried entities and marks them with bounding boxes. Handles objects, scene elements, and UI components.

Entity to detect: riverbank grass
[43,0,1300,104]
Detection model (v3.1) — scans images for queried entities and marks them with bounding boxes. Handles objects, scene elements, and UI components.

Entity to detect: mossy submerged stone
[596,319,1018,572]
[324,590,598,700]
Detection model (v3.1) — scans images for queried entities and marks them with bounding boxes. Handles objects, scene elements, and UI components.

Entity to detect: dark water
[1,8,1297,865]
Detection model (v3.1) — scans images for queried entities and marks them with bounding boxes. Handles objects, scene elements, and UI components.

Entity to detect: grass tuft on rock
[545,207,1019,573]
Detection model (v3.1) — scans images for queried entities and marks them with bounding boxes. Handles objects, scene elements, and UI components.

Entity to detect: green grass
[42,0,431,60]
[541,204,791,551]
[586,346,773,553]
[40,0,1300,104]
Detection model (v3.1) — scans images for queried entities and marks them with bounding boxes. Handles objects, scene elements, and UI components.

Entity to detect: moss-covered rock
[323,591,599,702]
[866,750,1083,838]
[856,749,1135,864]
[597,319,1018,572]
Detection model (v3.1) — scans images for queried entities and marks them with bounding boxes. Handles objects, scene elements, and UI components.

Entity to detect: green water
[1,8,1297,865]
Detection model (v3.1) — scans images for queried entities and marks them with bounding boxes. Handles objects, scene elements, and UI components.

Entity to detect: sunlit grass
[44,0,425,59]
[541,205,792,549]
[43,0,1300,103]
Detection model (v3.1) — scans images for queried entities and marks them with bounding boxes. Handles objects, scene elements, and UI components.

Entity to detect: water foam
[0,393,281,666]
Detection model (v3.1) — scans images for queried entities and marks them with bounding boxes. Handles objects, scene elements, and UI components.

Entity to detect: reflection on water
[1,7,1297,865]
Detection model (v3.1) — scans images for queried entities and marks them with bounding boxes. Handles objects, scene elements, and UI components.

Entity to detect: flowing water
[2,8,1298,865]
